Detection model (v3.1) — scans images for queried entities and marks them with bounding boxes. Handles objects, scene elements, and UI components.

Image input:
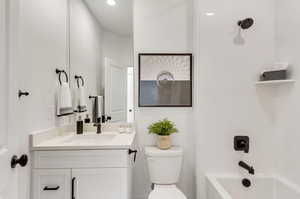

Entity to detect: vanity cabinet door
[72,168,128,199]
[32,169,71,199]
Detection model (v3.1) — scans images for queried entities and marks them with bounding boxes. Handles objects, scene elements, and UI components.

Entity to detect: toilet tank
[145,146,183,184]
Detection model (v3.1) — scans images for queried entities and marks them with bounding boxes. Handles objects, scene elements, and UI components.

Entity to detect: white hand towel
[75,86,87,112]
[96,96,103,116]
[57,82,73,116]
[60,82,72,108]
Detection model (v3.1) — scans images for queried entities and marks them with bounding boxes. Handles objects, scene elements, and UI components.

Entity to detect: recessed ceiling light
[205,12,215,16]
[106,0,116,6]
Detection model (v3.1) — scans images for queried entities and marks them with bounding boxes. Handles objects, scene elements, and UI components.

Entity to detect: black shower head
[238,18,254,29]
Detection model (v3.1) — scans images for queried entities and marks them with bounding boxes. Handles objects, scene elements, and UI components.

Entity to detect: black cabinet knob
[11,154,28,168]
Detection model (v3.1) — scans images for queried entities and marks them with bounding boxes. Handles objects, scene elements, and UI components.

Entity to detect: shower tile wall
[194,0,277,198]
[275,0,300,187]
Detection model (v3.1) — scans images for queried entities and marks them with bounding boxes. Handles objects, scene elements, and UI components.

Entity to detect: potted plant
[148,118,178,150]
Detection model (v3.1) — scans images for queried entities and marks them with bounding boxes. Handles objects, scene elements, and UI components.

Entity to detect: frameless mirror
[69,0,133,123]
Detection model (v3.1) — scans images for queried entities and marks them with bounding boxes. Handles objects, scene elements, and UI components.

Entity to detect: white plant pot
[157,135,171,150]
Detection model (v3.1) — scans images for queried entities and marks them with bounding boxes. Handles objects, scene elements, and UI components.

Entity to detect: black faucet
[93,117,102,134]
[94,122,102,134]
[238,161,255,175]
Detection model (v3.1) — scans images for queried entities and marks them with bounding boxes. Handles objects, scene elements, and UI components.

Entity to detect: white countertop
[30,123,136,151]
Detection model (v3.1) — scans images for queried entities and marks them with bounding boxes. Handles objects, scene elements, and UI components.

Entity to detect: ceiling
[85,0,133,36]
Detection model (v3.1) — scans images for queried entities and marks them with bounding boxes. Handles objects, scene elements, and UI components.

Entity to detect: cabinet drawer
[32,169,71,199]
[32,150,129,169]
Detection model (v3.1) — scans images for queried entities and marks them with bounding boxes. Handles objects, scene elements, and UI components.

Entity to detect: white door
[104,58,127,122]
[32,169,71,199]
[0,1,19,199]
[72,168,128,199]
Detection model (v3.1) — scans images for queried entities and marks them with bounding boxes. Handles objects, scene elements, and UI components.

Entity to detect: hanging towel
[92,96,104,123]
[57,82,73,116]
[75,85,87,112]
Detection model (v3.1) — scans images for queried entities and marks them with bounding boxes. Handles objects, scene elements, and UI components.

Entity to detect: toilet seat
[148,185,187,199]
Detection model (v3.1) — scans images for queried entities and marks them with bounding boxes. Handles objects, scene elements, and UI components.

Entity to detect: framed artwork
[138,53,192,107]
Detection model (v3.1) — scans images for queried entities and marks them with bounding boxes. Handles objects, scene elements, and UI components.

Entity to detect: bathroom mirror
[69,0,134,123]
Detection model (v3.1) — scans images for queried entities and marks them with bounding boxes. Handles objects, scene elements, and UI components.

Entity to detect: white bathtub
[206,174,300,199]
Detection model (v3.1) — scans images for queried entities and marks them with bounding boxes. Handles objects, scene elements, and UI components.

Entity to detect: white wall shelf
[255,79,295,86]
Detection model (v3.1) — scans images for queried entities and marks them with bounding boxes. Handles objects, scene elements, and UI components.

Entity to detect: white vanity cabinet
[31,150,134,199]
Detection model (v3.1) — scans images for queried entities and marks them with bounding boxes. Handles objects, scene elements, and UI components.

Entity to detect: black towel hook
[75,75,84,88]
[18,90,30,98]
[56,69,68,85]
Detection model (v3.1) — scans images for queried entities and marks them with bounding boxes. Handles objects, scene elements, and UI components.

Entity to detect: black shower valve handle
[234,136,249,153]
[238,140,249,153]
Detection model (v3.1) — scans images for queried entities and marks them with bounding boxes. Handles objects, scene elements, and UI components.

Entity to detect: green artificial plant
[148,118,178,136]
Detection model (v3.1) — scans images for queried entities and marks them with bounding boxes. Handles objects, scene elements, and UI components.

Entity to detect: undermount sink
[61,133,117,145]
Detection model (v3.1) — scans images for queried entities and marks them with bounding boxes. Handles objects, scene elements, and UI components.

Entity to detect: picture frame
[138,53,193,107]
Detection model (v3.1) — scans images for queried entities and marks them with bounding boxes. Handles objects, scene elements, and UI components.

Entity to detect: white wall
[194,0,277,198]
[274,0,300,186]
[133,0,195,199]
[103,31,133,66]
[69,0,103,114]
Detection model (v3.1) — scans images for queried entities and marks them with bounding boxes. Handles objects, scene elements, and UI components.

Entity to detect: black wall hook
[89,95,97,99]
[75,75,84,88]
[56,69,69,85]
[18,90,29,98]
[237,18,254,29]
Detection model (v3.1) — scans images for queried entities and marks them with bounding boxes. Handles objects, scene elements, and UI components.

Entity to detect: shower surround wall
[194,0,278,198]
[274,0,300,187]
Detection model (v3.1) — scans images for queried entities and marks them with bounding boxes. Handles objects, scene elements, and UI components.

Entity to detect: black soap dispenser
[84,114,91,123]
[77,116,83,134]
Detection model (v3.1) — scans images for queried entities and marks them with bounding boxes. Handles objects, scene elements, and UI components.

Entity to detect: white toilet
[145,146,187,199]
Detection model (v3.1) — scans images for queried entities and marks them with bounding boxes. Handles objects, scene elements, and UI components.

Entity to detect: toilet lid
[145,146,183,157]
[148,185,187,199]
